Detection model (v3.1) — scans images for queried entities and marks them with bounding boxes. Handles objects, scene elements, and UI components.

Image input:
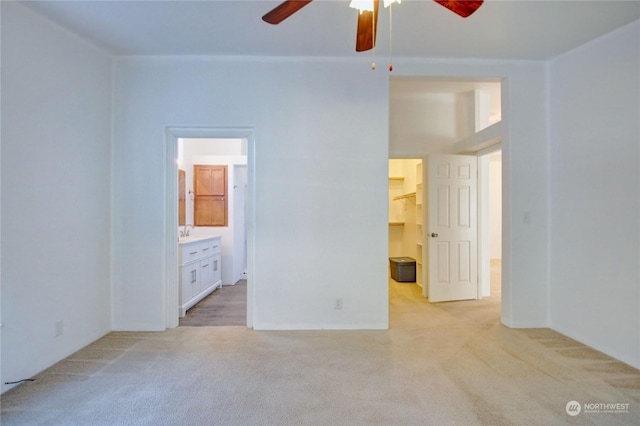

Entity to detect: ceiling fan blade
[262,0,313,25]
[355,0,380,52]
[433,0,484,18]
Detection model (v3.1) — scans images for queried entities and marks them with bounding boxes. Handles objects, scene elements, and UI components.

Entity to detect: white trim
[451,81,508,323]
[164,127,255,329]
[253,323,389,331]
[164,128,179,328]
[454,133,502,302]
[477,155,490,299]
[502,319,550,328]
[476,142,502,157]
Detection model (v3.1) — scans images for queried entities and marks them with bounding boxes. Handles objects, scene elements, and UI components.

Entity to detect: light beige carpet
[2,265,638,425]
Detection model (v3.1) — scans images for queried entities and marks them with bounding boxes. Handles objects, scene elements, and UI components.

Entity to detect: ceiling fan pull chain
[371,3,376,70]
[388,3,393,72]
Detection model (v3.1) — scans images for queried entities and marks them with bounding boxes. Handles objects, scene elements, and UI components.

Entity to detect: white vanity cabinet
[179,236,222,317]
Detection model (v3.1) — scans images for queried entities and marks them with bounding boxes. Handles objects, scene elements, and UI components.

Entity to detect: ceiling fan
[262,0,484,52]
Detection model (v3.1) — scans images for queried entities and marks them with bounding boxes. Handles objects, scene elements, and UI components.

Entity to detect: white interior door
[427,155,478,302]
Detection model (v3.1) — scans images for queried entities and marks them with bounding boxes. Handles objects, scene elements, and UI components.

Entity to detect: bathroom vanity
[178,235,222,317]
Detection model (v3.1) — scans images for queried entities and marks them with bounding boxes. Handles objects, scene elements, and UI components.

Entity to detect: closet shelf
[389,177,405,181]
[393,192,416,201]
[388,222,405,227]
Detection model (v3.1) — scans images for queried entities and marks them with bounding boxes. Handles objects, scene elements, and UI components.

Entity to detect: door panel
[427,155,478,302]
[210,168,226,195]
[436,242,450,282]
[437,186,450,227]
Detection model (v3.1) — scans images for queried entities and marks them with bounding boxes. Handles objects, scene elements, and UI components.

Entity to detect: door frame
[477,144,502,299]
[388,76,508,324]
[164,126,256,329]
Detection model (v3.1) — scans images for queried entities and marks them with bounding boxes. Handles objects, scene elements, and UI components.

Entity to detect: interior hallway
[2,262,638,425]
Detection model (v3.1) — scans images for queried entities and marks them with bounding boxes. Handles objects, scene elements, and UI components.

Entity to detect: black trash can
[389,257,416,282]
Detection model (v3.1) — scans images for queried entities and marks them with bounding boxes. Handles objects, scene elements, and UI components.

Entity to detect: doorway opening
[177,138,247,326]
[164,127,255,329]
[388,77,504,315]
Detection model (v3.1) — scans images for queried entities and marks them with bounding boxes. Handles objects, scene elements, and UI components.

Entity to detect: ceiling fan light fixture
[383,0,401,7]
[263,0,482,55]
[351,0,400,13]
[349,0,374,13]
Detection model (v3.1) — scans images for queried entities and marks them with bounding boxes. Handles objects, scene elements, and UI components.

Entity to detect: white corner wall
[1,2,112,392]
[111,58,390,330]
[549,20,640,368]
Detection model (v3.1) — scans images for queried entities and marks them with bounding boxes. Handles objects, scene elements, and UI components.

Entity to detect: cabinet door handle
[214,260,218,271]
[191,270,197,283]
[189,251,198,255]
[202,248,209,251]
[202,264,209,268]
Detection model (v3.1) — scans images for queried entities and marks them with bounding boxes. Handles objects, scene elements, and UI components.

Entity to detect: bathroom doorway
[164,127,255,329]
[177,138,247,326]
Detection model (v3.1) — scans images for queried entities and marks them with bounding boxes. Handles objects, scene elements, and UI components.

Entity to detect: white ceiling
[19,0,640,60]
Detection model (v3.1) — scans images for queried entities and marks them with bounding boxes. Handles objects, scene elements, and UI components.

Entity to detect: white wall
[1,2,112,392]
[111,58,390,330]
[110,56,551,331]
[549,20,640,368]
[390,91,461,157]
[389,81,501,158]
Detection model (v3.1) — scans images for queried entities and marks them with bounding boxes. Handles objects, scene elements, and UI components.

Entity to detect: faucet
[180,224,193,237]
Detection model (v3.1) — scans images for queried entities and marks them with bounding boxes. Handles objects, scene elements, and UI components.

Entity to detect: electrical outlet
[334,298,343,310]
[55,320,63,337]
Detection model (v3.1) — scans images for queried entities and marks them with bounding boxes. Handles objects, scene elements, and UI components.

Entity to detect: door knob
[431,232,439,238]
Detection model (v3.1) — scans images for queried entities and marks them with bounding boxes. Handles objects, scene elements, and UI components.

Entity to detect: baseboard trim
[551,323,640,369]
[501,318,550,328]
[252,322,389,331]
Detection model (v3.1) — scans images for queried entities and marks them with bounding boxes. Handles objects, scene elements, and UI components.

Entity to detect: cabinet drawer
[180,242,204,265]
[207,237,222,255]
[199,242,214,258]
